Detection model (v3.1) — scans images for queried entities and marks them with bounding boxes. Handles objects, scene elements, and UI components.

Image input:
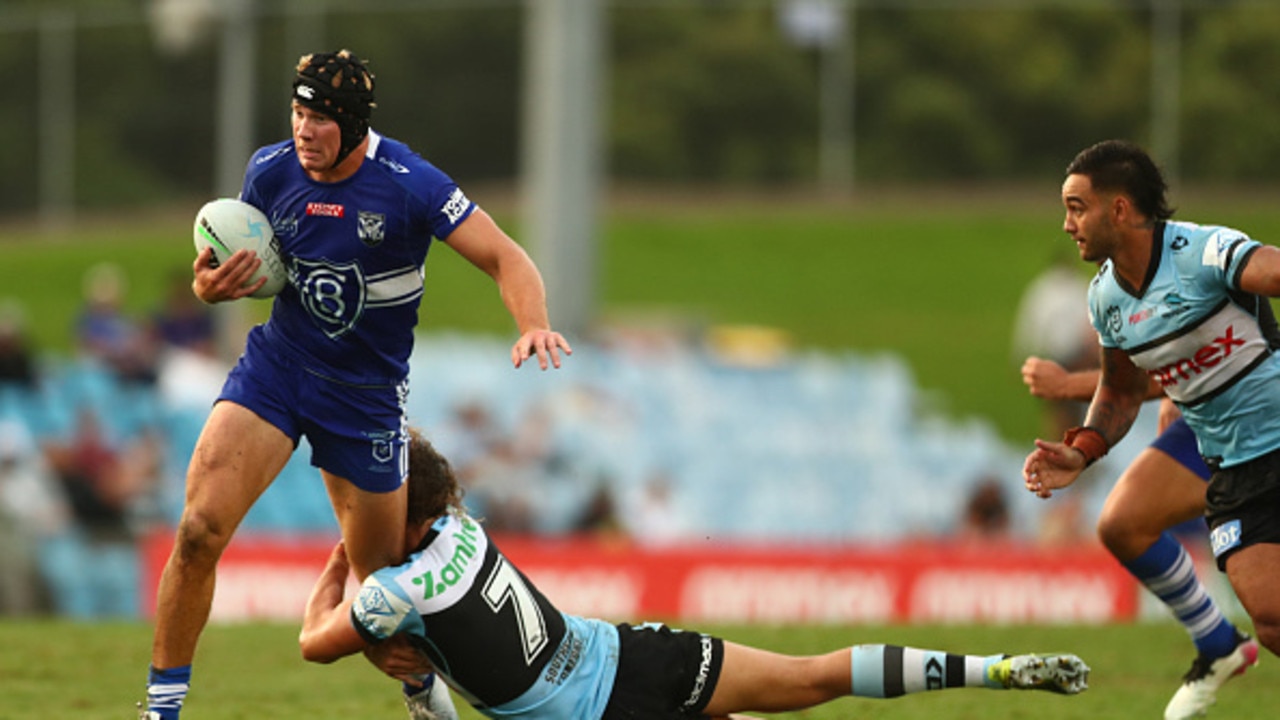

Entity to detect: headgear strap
[292,50,376,168]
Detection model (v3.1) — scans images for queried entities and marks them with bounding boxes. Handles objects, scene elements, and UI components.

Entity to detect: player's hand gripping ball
[193,198,287,298]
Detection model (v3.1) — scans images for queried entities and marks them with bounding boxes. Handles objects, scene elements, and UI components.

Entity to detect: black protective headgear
[292,50,376,167]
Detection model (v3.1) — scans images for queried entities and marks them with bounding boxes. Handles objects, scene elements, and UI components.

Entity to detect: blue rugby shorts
[216,331,408,493]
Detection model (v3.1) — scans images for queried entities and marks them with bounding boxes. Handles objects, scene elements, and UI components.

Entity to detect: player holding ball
[140,49,571,720]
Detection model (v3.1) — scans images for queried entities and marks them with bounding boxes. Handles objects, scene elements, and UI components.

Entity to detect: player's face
[292,101,342,178]
[1061,174,1117,264]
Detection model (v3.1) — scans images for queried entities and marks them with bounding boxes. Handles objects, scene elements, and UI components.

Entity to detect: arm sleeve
[350,571,426,642]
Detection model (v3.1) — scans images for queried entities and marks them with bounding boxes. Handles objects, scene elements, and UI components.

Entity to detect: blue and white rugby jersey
[351,513,619,720]
[1088,220,1280,467]
[239,131,477,386]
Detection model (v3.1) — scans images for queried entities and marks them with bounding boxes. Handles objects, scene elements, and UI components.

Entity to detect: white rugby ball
[193,198,287,298]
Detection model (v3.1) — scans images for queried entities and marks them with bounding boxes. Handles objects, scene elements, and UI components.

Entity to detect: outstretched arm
[444,208,573,370]
[299,543,368,664]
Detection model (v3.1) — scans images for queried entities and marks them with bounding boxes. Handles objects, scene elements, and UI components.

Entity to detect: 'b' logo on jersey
[295,258,367,339]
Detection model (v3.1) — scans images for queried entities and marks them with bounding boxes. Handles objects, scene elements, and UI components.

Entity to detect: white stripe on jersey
[1129,301,1269,405]
[366,266,425,308]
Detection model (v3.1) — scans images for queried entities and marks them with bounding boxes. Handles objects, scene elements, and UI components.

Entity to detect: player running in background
[140,50,571,720]
[1020,357,1256,719]
[299,429,1089,720]
[1025,138,1280,712]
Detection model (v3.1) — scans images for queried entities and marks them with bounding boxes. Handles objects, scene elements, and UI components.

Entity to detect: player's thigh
[184,400,294,522]
[321,469,406,580]
[1101,447,1206,531]
[1225,543,1280,627]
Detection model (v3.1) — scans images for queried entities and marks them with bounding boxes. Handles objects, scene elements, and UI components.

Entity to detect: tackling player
[299,429,1090,720]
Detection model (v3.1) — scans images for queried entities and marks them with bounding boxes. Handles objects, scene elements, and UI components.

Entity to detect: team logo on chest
[295,258,367,339]
[1104,305,1123,334]
[358,210,386,247]
[271,211,300,239]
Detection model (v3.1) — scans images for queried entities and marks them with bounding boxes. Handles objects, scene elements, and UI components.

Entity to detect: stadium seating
[4,332,1160,618]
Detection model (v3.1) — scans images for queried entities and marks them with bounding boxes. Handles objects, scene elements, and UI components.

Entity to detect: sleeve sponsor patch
[441,188,472,225]
[1201,234,1242,272]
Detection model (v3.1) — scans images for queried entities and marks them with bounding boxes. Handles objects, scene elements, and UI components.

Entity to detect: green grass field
[6,187,1280,445]
[1,619,1274,719]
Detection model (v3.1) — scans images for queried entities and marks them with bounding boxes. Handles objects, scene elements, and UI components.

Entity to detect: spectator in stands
[0,300,38,390]
[571,476,624,538]
[75,262,158,386]
[0,419,69,614]
[959,473,1011,541]
[624,471,689,546]
[42,406,161,617]
[150,269,216,358]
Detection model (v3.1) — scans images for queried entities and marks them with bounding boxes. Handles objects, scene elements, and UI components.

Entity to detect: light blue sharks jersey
[351,513,619,720]
[1088,220,1280,467]
[239,130,477,386]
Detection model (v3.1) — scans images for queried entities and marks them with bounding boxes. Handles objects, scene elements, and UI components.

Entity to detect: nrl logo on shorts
[365,430,396,465]
[357,210,386,247]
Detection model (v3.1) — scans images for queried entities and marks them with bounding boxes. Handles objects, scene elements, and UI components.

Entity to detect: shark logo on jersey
[1171,235,1189,251]
[295,258,367,339]
[358,211,386,247]
[1161,292,1194,318]
[354,581,414,640]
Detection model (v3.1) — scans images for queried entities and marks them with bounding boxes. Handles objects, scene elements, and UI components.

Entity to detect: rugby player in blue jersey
[299,429,1088,720]
[140,50,570,720]
[1025,139,1280,717]
[1021,357,1255,719]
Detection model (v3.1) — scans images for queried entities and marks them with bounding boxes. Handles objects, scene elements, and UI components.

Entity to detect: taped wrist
[1063,426,1109,467]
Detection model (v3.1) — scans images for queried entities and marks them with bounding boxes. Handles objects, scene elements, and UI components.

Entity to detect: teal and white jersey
[1088,220,1280,467]
[350,512,619,720]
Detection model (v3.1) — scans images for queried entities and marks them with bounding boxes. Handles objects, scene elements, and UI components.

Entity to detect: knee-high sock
[1124,532,1238,659]
[850,644,1005,697]
[146,664,191,720]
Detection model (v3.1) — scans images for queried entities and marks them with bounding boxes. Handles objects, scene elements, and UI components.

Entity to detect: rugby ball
[193,198,287,298]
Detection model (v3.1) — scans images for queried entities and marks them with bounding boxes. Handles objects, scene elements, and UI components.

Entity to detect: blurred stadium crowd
[0,262,1157,619]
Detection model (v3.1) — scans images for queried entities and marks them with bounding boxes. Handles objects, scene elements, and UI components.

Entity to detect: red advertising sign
[140,531,1138,624]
